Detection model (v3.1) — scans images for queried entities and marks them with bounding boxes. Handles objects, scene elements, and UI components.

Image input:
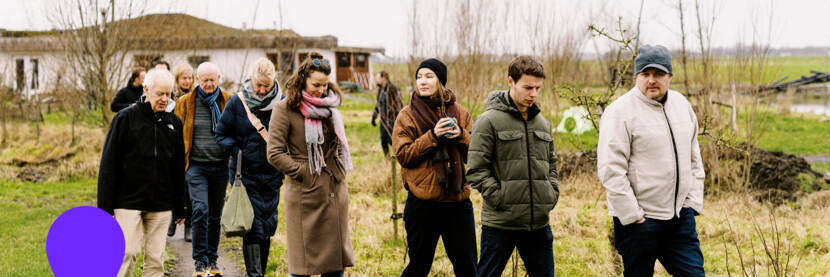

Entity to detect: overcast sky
[2,0,829,57]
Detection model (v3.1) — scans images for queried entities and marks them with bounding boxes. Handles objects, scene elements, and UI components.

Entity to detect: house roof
[0,13,382,53]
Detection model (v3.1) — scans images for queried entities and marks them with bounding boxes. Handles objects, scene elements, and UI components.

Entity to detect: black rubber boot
[243,243,263,277]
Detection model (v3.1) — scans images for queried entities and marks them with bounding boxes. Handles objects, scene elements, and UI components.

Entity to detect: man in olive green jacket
[467,56,560,277]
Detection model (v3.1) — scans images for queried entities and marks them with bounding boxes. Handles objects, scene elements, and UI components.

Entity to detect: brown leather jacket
[392,104,473,202]
[173,86,233,170]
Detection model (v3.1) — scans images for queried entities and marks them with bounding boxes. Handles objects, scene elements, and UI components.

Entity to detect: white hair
[249,57,277,80]
[143,68,175,91]
[196,62,221,79]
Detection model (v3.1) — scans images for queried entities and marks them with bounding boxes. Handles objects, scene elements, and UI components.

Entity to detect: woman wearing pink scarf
[266,52,353,277]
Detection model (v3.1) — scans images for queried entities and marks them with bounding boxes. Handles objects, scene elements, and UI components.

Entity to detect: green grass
[739,109,830,155]
[0,179,96,276]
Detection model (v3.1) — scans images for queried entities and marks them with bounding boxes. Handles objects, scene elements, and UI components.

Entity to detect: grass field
[1,88,829,275]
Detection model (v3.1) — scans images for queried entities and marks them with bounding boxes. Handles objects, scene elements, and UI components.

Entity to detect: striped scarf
[196,86,221,132]
[300,90,353,176]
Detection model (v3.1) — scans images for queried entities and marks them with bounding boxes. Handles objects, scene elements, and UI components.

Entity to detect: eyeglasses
[312,59,330,66]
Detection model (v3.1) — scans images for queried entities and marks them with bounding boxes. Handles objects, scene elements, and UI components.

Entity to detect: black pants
[380,127,393,155]
[401,192,477,277]
[613,207,704,277]
[477,225,554,277]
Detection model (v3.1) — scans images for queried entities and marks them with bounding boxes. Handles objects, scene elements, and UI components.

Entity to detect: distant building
[0,13,383,96]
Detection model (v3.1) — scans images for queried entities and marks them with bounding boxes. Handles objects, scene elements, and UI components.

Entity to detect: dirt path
[167,224,245,276]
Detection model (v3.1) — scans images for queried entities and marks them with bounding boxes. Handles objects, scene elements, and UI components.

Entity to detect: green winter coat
[467,90,560,231]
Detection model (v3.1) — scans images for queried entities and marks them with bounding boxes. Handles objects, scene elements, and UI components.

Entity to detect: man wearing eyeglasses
[173,62,234,276]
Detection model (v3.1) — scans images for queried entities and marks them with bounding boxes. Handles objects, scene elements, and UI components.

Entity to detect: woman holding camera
[391,58,476,276]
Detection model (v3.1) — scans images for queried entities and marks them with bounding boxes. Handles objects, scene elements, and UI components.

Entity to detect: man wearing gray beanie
[597,45,705,276]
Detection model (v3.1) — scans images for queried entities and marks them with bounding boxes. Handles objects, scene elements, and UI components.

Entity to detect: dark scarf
[409,89,466,195]
[196,86,221,132]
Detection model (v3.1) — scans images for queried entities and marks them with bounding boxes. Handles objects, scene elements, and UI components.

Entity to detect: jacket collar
[493,90,540,120]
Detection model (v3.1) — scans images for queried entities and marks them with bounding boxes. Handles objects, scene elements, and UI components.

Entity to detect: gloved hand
[371,119,376,127]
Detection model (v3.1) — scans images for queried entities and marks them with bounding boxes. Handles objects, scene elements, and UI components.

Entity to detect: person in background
[166,65,197,241]
[371,70,403,157]
[110,66,146,113]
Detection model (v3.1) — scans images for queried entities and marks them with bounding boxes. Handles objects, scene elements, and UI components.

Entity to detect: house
[0,13,384,97]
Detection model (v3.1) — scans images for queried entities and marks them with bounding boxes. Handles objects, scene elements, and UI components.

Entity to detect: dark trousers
[187,163,229,265]
[477,225,555,277]
[402,192,477,277]
[613,207,704,277]
[243,236,271,277]
[380,127,393,156]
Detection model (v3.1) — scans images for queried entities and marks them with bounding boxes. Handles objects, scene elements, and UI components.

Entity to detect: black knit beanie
[415,58,447,86]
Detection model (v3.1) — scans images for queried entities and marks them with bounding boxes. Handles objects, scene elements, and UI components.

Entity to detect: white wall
[0,47,378,96]
[0,52,64,97]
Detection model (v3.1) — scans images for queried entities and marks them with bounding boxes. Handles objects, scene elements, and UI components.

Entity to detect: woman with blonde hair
[214,57,284,276]
[266,52,353,277]
[172,63,196,99]
[166,62,197,241]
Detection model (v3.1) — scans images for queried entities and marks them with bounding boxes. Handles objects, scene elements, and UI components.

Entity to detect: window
[266,53,279,70]
[188,56,210,68]
[134,54,163,69]
[280,51,294,73]
[15,59,24,91]
[30,59,39,90]
[355,54,367,68]
[337,52,351,67]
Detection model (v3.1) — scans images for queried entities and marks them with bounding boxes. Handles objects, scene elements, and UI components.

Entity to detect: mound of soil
[557,150,597,179]
[719,144,823,203]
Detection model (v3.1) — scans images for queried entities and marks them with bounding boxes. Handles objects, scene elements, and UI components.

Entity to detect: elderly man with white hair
[173,62,234,276]
[97,68,186,277]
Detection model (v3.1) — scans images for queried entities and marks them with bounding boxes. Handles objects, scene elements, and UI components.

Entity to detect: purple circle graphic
[46,206,125,277]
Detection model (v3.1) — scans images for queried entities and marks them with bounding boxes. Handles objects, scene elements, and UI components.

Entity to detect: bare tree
[48,0,145,127]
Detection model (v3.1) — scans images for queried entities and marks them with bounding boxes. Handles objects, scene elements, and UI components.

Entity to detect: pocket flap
[533,130,553,142]
[497,130,524,141]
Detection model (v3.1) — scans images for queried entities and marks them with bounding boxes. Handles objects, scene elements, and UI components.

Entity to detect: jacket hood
[484,90,541,119]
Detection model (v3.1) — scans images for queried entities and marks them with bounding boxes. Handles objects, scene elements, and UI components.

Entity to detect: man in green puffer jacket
[467,56,560,277]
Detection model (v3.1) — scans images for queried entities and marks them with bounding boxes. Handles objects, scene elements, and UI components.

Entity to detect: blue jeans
[613,207,705,276]
[291,271,343,277]
[187,163,229,265]
[477,225,554,277]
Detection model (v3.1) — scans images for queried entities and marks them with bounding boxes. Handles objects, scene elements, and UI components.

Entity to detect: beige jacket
[597,87,705,225]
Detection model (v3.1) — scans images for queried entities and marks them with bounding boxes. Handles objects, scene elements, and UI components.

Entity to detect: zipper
[661,105,680,218]
[524,120,534,231]
[153,118,159,202]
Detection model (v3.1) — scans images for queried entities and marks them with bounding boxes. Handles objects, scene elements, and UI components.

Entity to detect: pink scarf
[300,90,353,176]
